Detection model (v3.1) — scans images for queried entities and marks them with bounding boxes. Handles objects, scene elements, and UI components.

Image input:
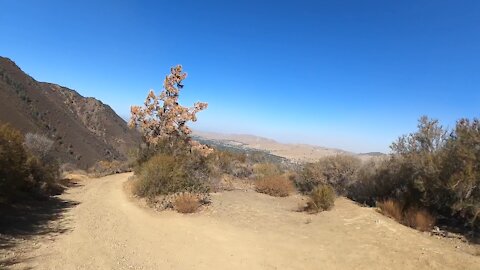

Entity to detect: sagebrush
[134,154,209,198]
[304,185,335,213]
[349,116,480,229]
[255,175,294,197]
[0,125,60,202]
[296,154,361,194]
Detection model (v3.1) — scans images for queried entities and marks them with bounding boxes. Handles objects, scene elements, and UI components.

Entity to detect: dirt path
[3,173,479,269]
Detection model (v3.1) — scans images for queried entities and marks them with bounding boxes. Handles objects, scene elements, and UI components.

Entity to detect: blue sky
[1,1,479,153]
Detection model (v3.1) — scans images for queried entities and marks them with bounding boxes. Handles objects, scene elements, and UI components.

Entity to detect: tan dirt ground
[2,173,479,269]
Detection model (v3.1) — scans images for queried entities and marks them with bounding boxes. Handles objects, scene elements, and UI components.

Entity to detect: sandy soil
[2,173,479,269]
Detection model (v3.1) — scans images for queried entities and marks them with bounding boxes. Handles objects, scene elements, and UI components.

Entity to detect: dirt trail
[4,173,479,269]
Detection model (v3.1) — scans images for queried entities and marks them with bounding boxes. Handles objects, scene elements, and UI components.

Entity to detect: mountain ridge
[193,130,383,162]
[0,56,140,169]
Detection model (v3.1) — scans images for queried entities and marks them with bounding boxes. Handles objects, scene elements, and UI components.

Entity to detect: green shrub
[349,116,480,229]
[27,155,61,195]
[0,125,60,201]
[23,133,61,194]
[294,162,322,193]
[440,118,480,227]
[305,185,335,213]
[134,153,210,198]
[347,157,402,206]
[0,124,29,200]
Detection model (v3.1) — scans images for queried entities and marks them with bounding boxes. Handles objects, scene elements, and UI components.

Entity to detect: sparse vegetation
[254,175,294,197]
[0,125,60,202]
[173,192,201,213]
[0,123,29,201]
[24,133,54,160]
[296,154,361,194]
[349,116,480,231]
[404,208,436,232]
[377,199,435,231]
[253,162,282,179]
[208,149,252,179]
[133,154,209,198]
[377,199,403,222]
[304,185,336,213]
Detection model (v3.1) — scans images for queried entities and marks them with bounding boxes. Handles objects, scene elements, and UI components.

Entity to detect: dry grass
[254,175,294,197]
[173,193,201,213]
[377,199,436,231]
[253,163,282,179]
[404,208,436,232]
[377,199,403,222]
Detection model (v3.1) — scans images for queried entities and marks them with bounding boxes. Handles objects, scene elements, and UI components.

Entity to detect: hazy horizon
[2,1,479,153]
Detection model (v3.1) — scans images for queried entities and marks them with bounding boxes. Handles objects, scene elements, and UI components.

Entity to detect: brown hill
[0,56,140,169]
[193,131,384,162]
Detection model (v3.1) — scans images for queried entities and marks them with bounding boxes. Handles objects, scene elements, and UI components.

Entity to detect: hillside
[0,57,140,169]
[193,131,383,162]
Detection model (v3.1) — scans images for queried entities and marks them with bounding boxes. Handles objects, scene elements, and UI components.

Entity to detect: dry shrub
[0,123,29,200]
[377,199,403,222]
[404,208,436,231]
[27,155,61,195]
[305,185,335,213]
[0,125,61,201]
[24,133,54,160]
[253,163,282,179]
[173,192,201,213]
[134,154,209,198]
[297,154,361,194]
[208,150,252,179]
[134,154,178,197]
[255,175,294,197]
[377,199,435,231]
[129,65,211,157]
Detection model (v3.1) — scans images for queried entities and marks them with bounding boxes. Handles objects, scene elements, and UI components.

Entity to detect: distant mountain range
[193,131,385,162]
[0,57,140,169]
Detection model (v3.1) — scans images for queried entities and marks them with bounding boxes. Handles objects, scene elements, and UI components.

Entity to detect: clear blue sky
[1,1,479,153]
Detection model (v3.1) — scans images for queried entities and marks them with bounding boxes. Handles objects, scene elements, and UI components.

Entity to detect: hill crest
[0,56,140,169]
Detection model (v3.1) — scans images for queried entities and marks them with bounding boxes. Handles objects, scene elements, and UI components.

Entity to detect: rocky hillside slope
[0,56,140,169]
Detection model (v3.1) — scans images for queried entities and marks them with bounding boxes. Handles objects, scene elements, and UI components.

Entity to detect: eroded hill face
[0,56,140,169]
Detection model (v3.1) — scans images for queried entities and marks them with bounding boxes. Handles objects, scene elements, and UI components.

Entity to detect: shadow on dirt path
[0,181,81,268]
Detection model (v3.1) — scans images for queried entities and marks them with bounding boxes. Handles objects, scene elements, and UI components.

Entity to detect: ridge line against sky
[1,0,479,153]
